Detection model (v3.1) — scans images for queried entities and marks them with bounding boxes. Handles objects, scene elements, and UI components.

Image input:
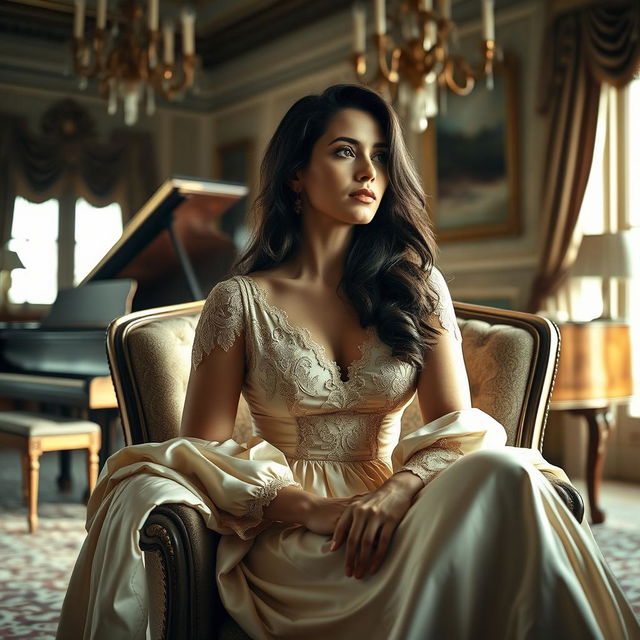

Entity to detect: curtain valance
[0,99,158,246]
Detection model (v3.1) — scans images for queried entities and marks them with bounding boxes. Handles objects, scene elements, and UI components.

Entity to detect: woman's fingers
[344,509,366,577]
[368,520,396,575]
[354,518,382,579]
[330,506,352,551]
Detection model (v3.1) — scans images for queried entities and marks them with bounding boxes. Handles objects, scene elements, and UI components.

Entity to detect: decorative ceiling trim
[196,0,346,68]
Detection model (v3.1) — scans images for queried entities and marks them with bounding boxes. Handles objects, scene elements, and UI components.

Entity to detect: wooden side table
[551,321,632,524]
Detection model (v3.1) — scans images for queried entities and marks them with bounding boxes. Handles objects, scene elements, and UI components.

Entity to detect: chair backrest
[107,300,559,450]
[400,303,559,448]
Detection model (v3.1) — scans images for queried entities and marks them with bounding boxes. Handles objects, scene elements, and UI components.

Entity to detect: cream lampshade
[571,230,639,319]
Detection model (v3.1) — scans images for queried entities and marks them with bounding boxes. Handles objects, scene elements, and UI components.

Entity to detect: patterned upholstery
[396,320,533,445]
[123,312,254,446]
[122,313,534,448]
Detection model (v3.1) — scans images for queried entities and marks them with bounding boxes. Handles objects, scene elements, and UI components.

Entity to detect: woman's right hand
[302,495,357,535]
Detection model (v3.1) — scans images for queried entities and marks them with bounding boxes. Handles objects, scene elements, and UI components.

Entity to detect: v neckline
[238,274,375,386]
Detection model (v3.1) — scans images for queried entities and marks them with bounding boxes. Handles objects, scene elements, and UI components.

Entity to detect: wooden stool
[0,411,101,533]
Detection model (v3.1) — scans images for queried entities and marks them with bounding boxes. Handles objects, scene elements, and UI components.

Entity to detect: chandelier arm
[443,56,476,97]
[374,34,400,84]
[155,54,196,100]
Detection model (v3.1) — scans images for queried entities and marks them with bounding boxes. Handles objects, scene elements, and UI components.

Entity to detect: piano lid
[81,176,249,287]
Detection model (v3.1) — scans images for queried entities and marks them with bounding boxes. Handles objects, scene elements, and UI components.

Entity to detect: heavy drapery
[0,99,158,247]
[527,1,640,313]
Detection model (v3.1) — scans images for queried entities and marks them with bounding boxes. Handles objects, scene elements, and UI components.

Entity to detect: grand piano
[0,176,249,475]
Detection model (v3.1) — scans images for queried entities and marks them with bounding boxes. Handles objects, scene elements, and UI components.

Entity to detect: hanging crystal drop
[409,88,429,132]
[146,83,156,116]
[107,77,117,115]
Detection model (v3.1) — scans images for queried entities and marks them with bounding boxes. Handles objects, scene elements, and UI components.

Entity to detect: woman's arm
[181,326,246,442]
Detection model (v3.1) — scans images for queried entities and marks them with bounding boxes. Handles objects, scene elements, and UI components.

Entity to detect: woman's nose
[355,156,376,182]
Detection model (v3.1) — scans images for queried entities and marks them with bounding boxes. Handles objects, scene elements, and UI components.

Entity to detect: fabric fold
[392,408,570,487]
[57,436,299,640]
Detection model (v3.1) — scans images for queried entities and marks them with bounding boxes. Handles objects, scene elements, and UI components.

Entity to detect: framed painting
[423,52,520,242]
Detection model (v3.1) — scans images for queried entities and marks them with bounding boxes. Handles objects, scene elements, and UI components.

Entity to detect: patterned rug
[0,452,639,638]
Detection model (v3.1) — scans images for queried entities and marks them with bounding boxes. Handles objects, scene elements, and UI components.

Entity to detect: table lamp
[570,230,639,319]
[550,230,637,523]
[0,244,24,308]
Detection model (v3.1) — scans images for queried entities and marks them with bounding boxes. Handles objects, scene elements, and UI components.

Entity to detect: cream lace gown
[57,272,639,640]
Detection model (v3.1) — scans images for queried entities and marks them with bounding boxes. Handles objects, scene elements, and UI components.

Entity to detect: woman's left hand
[330,471,423,579]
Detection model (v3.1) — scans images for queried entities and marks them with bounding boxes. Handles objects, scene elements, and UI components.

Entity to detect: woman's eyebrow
[327,136,388,148]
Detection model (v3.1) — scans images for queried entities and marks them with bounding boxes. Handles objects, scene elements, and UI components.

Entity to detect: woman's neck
[285,218,354,288]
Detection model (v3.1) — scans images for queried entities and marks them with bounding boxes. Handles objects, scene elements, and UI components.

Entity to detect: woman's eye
[372,151,389,164]
[335,146,355,158]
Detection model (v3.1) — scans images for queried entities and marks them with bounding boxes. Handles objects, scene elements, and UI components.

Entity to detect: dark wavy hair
[234,84,441,370]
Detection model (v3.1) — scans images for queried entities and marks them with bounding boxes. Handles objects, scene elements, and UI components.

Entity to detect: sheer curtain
[625,78,640,415]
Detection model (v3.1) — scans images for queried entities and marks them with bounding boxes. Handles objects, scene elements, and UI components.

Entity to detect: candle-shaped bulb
[163,19,175,64]
[73,0,85,39]
[181,8,196,56]
[148,0,159,31]
[352,3,366,54]
[482,0,495,41]
[440,0,452,20]
[374,0,386,36]
[97,0,107,29]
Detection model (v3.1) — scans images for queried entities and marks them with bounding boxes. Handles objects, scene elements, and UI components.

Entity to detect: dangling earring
[294,191,303,215]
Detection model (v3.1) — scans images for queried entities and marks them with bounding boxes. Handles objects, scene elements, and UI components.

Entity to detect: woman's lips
[351,194,375,204]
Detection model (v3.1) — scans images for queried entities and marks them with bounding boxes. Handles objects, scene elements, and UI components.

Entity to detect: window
[74,199,123,285]
[9,197,59,305]
[625,77,640,415]
[7,196,122,306]
[628,78,640,228]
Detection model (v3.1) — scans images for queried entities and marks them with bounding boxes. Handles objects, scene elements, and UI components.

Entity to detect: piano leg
[90,408,115,468]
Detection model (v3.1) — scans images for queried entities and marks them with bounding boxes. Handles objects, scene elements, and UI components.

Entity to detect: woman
[57,85,639,639]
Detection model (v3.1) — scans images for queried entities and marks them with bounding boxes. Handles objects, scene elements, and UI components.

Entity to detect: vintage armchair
[106,299,584,640]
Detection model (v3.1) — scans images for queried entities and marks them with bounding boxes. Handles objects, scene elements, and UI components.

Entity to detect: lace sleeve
[397,437,464,486]
[429,267,462,343]
[191,277,244,371]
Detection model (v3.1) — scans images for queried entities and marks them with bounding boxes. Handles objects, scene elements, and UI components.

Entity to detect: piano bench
[0,411,101,533]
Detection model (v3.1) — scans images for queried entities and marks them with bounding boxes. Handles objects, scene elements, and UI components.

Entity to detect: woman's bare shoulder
[245,268,299,296]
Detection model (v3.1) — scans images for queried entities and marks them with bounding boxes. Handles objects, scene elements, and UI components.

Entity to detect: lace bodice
[191,270,460,471]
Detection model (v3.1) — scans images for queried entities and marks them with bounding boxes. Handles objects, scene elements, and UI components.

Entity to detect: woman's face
[294,108,389,226]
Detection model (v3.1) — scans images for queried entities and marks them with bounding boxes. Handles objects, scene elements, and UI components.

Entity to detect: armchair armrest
[139,504,227,639]
[541,472,585,523]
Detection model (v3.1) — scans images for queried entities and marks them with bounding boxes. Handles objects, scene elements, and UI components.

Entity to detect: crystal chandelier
[352,0,500,131]
[72,0,196,126]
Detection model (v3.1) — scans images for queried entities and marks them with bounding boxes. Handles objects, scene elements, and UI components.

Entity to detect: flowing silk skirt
[217,449,638,640]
